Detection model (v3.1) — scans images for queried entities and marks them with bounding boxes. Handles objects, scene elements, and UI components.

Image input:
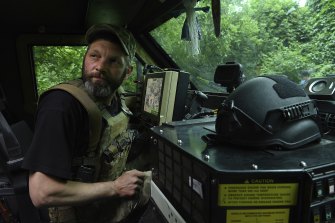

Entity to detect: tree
[306,0,335,76]
[33,45,137,94]
[35,0,335,93]
[33,46,86,95]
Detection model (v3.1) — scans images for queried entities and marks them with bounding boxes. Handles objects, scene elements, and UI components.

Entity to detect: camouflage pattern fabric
[47,80,151,223]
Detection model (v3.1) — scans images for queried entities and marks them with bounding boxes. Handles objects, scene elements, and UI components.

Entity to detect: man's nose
[95,59,107,73]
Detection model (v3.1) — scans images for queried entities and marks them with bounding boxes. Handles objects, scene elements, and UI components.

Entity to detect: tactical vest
[43,79,146,223]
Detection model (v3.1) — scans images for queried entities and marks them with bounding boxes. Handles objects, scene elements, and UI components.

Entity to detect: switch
[315,181,324,198]
[312,208,320,223]
[324,205,332,220]
[328,178,335,195]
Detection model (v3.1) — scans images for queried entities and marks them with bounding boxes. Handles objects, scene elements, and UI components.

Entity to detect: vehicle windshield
[150,0,335,93]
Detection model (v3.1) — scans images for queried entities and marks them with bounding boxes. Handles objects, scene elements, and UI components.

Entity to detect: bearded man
[22,24,150,223]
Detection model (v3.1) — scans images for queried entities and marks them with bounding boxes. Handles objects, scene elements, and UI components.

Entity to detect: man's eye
[109,59,117,63]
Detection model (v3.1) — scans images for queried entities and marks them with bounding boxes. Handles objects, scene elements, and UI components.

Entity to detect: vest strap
[51,84,102,152]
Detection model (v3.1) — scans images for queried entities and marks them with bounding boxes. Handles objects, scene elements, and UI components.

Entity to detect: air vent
[318,112,335,135]
[319,112,327,123]
[327,114,335,129]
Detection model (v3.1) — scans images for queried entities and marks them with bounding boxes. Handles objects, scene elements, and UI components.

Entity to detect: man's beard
[82,70,126,99]
[84,79,112,98]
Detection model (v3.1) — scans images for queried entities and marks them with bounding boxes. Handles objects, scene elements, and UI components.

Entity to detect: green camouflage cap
[86,24,136,60]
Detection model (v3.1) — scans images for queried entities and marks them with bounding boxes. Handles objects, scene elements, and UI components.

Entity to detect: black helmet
[215,75,321,149]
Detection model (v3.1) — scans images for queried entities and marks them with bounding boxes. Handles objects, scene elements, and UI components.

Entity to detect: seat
[0,102,48,222]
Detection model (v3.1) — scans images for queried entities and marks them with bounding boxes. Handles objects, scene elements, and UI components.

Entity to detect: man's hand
[113,169,146,197]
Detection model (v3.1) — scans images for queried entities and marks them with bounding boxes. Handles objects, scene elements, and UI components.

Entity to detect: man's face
[82,39,131,98]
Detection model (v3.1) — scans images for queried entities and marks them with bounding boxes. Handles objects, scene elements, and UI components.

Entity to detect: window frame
[16,34,86,114]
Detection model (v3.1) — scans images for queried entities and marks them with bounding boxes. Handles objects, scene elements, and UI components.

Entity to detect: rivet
[204,154,210,161]
[300,161,307,167]
[252,164,258,170]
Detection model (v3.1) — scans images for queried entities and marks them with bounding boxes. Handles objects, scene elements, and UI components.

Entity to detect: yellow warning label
[218,183,298,206]
[226,208,289,223]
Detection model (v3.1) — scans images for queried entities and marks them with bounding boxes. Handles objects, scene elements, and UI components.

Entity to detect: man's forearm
[29,171,117,207]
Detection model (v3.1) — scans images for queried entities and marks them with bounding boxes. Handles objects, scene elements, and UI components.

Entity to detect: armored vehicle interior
[0,0,335,222]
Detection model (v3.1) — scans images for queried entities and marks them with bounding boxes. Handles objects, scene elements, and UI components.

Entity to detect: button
[328,178,335,195]
[324,205,332,220]
[315,181,324,198]
[312,208,320,223]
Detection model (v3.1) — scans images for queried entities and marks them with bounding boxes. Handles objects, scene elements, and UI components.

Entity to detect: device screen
[143,77,164,116]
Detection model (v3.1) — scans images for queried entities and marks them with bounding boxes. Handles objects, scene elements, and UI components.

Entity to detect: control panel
[307,164,335,223]
[149,118,335,223]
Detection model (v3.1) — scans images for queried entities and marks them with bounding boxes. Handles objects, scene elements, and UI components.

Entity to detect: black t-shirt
[22,90,89,180]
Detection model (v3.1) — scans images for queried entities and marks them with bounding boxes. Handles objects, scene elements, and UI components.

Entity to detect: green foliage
[122,60,137,92]
[33,46,86,95]
[260,43,313,82]
[151,0,335,90]
[308,0,335,74]
[33,45,137,95]
[34,0,335,94]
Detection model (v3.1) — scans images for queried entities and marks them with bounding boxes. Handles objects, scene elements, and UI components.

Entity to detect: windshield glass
[150,0,335,93]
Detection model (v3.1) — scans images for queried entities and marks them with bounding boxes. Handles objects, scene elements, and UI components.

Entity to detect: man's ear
[124,65,133,80]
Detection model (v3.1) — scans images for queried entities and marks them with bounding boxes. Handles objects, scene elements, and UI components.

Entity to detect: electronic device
[141,70,189,126]
[304,76,335,136]
[304,76,335,100]
[214,62,244,93]
[149,117,335,223]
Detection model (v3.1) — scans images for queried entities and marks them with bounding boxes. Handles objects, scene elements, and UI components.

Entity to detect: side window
[33,45,137,96]
[33,46,86,95]
[123,59,138,93]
